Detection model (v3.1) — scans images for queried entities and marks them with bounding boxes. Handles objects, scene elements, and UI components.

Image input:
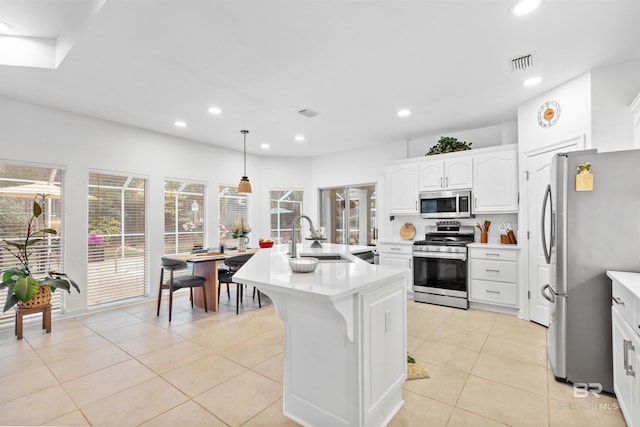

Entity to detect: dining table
[163,248,259,312]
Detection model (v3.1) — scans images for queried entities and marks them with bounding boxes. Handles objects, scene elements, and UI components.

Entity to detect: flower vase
[238,237,247,252]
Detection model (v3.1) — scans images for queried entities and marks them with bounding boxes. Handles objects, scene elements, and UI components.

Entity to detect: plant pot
[17,285,51,309]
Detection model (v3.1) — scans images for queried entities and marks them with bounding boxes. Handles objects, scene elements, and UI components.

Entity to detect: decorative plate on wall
[400,223,416,240]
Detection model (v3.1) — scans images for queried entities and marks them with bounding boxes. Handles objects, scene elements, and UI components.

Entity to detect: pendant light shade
[238,130,252,194]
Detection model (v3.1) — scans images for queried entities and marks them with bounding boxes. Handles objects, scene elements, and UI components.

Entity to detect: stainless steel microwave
[419,190,472,219]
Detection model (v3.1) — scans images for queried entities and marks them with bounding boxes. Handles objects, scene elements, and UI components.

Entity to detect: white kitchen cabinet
[418,156,473,192]
[609,271,640,427]
[473,145,518,213]
[386,162,419,214]
[378,242,413,291]
[630,92,640,149]
[468,245,519,310]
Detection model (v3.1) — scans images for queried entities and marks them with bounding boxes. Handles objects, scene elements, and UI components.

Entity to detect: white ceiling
[1,0,639,157]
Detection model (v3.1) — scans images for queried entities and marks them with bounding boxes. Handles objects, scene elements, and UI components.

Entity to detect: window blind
[0,164,64,322]
[218,185,248,247]
[87,173,147,306]
[164,180,206,254]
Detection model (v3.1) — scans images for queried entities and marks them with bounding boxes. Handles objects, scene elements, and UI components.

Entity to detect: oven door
[413,252,468,298]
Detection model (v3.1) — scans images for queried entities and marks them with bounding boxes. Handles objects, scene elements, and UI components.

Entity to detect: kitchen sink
[301,254,353,263]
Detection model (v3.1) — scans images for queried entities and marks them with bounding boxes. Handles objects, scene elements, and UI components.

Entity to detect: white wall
[591,58,640,152]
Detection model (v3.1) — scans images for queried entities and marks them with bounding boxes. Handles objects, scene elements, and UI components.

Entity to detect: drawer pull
[485,253,500,257]
[612,296,625,306]
[390,247,401,251]
[485,269,500,273]
[486,290,500,294]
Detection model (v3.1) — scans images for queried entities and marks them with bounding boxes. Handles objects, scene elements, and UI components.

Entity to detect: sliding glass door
[319,184,376,246]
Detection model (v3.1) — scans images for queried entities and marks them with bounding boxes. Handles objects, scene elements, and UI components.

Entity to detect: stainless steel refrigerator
[541,149,640,394]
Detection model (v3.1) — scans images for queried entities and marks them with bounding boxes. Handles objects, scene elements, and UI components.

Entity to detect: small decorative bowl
[259,241,274,248]
[289,257,318,273]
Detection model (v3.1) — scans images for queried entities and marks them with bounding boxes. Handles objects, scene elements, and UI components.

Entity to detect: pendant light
[237,130,252,194]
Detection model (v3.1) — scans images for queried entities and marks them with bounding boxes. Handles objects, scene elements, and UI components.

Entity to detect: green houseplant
[0,199,79,312]
[426,136,472,156]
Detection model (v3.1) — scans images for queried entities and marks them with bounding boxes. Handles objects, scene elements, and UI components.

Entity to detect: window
[164,180,205,254]
[319,184,377,246]
[270,189,303,244]
[0,164,64,321]
[218,185,248,247]
[87,173,147,306]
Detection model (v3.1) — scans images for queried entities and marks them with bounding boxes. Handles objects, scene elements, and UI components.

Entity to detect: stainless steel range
[413,221,474,309]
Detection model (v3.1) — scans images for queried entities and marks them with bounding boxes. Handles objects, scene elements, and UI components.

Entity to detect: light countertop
[607,271,640,299]
[233,242,408,301]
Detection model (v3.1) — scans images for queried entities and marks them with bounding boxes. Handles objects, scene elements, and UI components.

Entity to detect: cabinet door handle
[474,197,477,209]
[612,296,625,306]
[390,247,401,251]
[624,340,636,377]
[485,269,500,273]
[486,290,500,294]
[446,177,449,187]
[485,253,500,257]
[416,200,418,211]
[440,177,443,188]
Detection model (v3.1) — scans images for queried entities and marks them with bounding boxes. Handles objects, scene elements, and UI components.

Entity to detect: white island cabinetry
[608,271,640,427]
[234,243,408,427]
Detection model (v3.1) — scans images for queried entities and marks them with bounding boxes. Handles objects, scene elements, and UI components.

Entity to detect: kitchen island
[234,243,409,427]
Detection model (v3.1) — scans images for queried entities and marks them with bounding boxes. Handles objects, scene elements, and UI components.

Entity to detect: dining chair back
[157,257,207,321]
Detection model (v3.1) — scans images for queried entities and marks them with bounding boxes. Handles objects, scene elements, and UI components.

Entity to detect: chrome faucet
[290,215,320,258]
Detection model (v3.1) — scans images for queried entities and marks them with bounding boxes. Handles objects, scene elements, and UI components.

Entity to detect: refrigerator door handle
[541,184,552,265]
[541,284,556,303]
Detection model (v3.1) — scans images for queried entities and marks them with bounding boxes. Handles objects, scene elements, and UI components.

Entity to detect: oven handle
[413,252,467,261]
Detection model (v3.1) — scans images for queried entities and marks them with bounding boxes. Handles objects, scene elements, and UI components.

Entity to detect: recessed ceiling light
[295,135,305,142]
[511,0,542,16]
[0,19,15,34]
[397,109,411,117]
[260,143,270,149]
[173,120,187,127]
[208,107,222,114]
[523,76,542,86]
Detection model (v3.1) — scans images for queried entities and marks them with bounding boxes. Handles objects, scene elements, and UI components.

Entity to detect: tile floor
[0,289,627,427]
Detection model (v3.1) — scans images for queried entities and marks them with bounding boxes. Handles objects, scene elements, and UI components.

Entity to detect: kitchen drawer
[470,279,518,307]
[470,259,518,283]
[612,279,637,333]
[378,242,412,256]
[469,247,518,262]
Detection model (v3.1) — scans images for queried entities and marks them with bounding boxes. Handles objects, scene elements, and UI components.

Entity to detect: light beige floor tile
[446,407,508,426]
[549,398,626,426]
[0,348,45,378]
[450,308,499,322]
[46,343,131,382]
[75,308,132,325]
[243,398,302,426]
[489,321,547,347]
[137,339,211,374]
[0,331,33,359]
[98,321,169,344]
[82,376,188,426]
[194,370,282,427]
[140,400,227,427]
[388,389,454,427]
[63,359,156,407]
[403,359,468,406]
[407,322,439,340]
[218,330,285,368]
[442,316,496,334]
[22,320,96,349]
[471,352,548,396]
[429,323,489,351]
[546,369,621,418]
[116,328,186,357]
[189,323,266,352]
[253,351,285,384]
[407,334,426,355]
[413,340,479,374]
[481,335,547,367]
[43,409,90,426]
[457,376,548,427]
[85,313,145,333]
[0,364,60,403]
[162,353,246,397]
[0,385,78,426]
[34,334,113,364]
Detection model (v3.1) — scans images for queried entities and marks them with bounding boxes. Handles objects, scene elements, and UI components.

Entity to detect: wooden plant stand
[15,304,51,340]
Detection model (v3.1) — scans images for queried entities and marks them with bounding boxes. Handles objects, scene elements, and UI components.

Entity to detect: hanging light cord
[241,129,249,177]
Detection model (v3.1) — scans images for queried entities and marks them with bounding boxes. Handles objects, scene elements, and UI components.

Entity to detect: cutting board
[400,223,416,240]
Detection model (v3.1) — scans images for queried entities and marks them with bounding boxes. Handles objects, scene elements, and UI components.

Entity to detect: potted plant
[0,199,79,312]
[425,136,472,156]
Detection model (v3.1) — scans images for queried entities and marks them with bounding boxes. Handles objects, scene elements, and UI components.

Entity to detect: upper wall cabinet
[473,145,518,214]
[386,163,419,214]
[418,157,473,192]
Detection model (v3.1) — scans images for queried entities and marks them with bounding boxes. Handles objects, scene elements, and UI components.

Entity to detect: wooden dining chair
[218,253,260,314]
[157,257,207,321]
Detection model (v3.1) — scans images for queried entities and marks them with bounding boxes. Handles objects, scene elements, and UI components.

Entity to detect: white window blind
[0,165,64,322]
[270,189,303,244]
[164,180,206,254]
[218,185,248,248]
[87,173,147,306]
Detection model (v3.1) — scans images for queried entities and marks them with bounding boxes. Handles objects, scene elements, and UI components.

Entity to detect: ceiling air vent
[511,53,534,72]
[298,108,319,118]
